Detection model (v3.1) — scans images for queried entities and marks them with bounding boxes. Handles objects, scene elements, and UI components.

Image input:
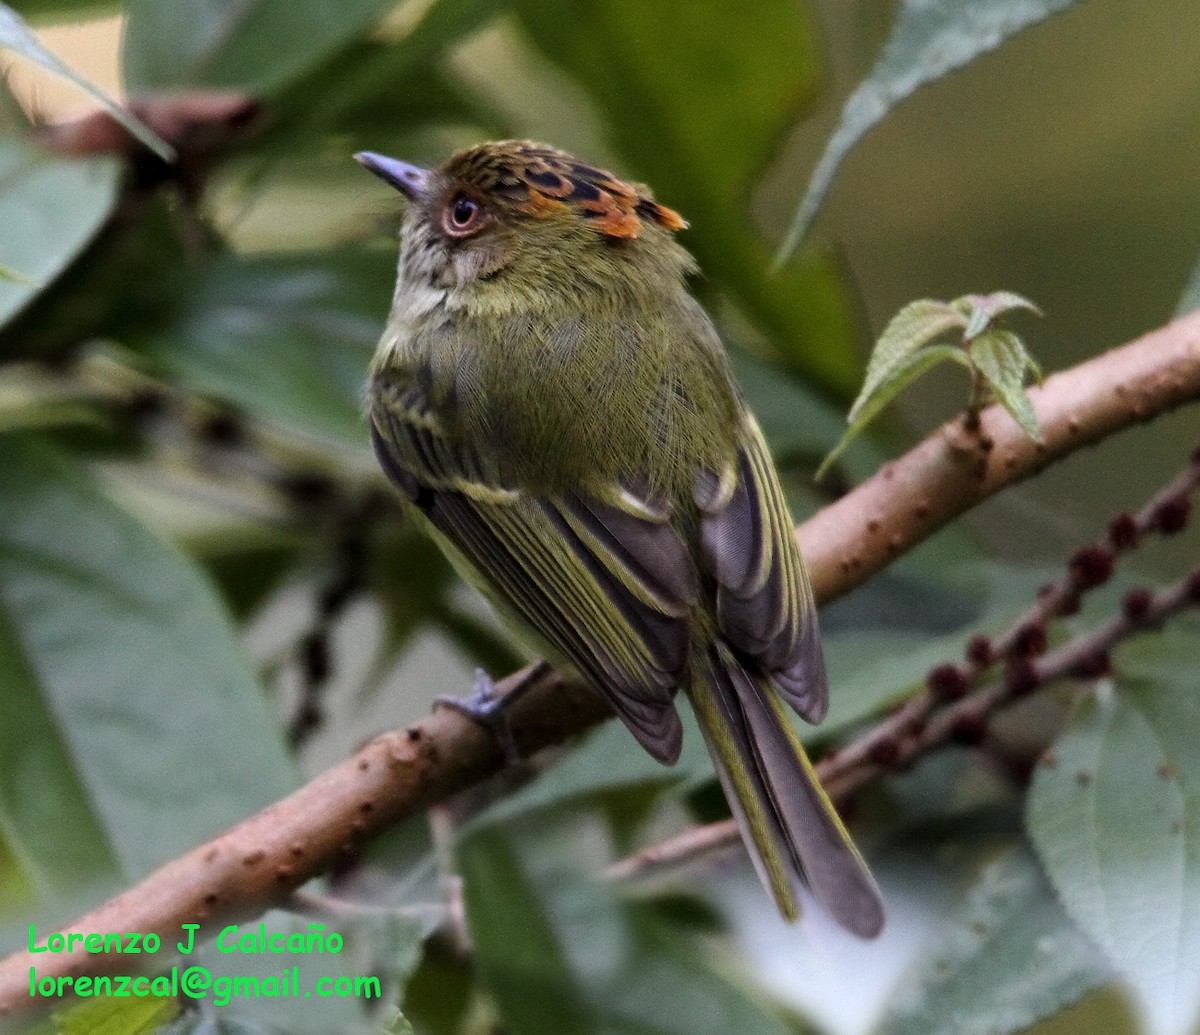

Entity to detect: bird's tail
[686,641,884,938]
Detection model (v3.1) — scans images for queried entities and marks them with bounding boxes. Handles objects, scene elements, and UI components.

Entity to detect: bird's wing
[694,414,828,723]
[371,372,696,763]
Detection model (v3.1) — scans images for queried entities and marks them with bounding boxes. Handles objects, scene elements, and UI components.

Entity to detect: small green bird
[358,140,884,938]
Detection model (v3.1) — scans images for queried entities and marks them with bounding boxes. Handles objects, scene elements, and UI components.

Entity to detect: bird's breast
[470,308,738,497]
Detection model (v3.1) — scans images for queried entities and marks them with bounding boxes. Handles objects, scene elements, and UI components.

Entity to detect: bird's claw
[436,669,521,764]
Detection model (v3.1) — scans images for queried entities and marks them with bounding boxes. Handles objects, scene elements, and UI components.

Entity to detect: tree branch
[3,310,1199,1016]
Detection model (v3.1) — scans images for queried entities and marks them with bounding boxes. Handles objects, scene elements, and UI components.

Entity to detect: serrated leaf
[0,3,171,159]
[817,344,971,479]
[970,329,1042,440]
[881,848,1108,1035]
[0,437,296,883]
[779,0,1082,258]
[0,139,119,334]
[958,290,1042,341]
[1028,625,1200,1035]
[849,299,967,424]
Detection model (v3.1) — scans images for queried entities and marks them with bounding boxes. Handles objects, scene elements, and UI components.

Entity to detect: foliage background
[1,0,1199,1033]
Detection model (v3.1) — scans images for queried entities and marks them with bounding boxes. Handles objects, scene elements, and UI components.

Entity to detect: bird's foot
[436,668,524,764]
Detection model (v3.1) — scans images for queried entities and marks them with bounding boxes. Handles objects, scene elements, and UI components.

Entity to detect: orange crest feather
[447,142,687,240]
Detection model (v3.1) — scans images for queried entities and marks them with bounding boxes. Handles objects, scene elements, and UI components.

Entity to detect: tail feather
[687,642,885,938]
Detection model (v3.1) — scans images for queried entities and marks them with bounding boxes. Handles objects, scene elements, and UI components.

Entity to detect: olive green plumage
[361,140,884,938]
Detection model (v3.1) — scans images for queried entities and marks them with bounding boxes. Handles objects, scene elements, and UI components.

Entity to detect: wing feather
[371,373,696,762]
[697,415,828,723]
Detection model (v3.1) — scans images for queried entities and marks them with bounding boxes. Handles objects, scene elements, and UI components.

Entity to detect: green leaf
[515,0,863,394]
[0,3,171,159]
[848,299,967,424]
[132,251,390,452]
[956,290,1041,341]
[461,813,795,1035]
[1027,624,1200,1035]
[7,0,117,18]
[460,828,595,1034]
[185,907,434,1033]
[816,343,970,480]
[0,139,119,333]
[53,995,179,1034]
[1,191,191,361]
[122,0,395,95]
[970,329,1042,441]
[730,347,849,461]
[465,709,711,837]
[779,0,1082,258]
[0,580,118,900]
[0,437,296,882]
[881,848,1108,1035]
[262,39,505,160]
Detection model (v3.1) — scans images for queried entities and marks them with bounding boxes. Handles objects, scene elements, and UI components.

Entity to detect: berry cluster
[818,448,1200,799]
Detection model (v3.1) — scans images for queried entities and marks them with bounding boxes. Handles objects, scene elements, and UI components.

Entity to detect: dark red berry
[966,636,994,667]
[1069,651,1111,680]
[928,664,969,702]
[1013,622,1048,657]
[1058,590,1082,617]
[1069,545,1115,590]
[1108,512,1140,551]
[1151,494,1191,536]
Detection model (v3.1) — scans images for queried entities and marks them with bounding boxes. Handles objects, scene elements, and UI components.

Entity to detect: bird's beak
[354,151,430,201]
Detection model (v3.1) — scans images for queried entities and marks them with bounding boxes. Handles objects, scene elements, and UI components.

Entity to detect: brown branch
[3,311,1200,1016]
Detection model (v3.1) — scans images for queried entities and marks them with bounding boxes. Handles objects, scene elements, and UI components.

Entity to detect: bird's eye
[443,193,486,236]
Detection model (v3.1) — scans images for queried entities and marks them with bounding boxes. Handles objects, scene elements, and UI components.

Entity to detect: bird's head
[357,140,693,315]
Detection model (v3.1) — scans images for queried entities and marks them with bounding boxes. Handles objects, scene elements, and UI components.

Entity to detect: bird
[357,140,884,938]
